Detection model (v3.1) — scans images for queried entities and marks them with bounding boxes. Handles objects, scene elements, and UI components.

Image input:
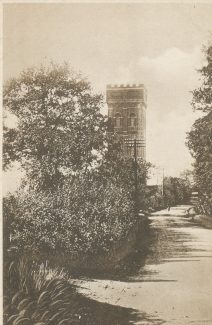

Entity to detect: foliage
[4,137,150,260]
[3,127,19,171]
[187,42,212,216]
[145,174,192,211]
[187,112,212,215]
[3,194,18,251]
[3,63,106,190]
[4,257,141,325]
[5,170,136,259]
[99,135,151,211]
[191,44,212,113]
[3,110,149,261]
[3,63,150,271]
[163,176,192,207]
[145,187,164,211]
[4,257,78,325]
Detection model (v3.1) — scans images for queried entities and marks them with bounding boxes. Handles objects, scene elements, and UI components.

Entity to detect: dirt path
[74,206,212,324]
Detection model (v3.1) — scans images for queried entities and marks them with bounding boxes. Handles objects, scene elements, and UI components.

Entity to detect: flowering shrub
[6,172,136,259]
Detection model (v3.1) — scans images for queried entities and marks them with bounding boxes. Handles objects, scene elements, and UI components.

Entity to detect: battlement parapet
[107,83,144,89]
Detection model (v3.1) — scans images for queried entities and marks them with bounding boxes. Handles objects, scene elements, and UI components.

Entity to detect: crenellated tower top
[106,83,145,88]
[106,83,147,106]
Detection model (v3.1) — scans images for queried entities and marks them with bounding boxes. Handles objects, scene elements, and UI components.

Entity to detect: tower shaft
[106,84,147,159]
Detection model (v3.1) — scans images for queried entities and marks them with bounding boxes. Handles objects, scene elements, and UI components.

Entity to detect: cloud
[114,47,205,176]
[115,47,203,110]
[138,47,202,82]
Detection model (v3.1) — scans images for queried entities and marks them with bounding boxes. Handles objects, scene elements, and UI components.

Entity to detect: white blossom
[21,83,28,93]
[34,86,41,91]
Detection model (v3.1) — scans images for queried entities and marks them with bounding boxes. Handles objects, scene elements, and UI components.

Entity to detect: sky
[3,2,212,191]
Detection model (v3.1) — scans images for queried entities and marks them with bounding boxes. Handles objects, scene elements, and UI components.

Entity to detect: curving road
[76,206,212,324]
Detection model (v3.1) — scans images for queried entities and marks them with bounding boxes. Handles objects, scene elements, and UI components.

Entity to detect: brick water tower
[106,84,147,159]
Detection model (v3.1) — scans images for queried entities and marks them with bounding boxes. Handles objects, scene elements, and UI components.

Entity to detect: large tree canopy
[3,63,107,189]
[191,44,212,113]
[187,42,212,216]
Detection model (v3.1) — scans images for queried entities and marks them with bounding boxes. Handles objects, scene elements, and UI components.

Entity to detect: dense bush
[4,132,149,261]
[5,171,136,259]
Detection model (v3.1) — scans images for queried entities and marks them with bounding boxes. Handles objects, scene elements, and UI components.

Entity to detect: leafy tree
[163,176,191,207]
[180,169,194,188]
[187,42,212,216]
[145,171,192,211]
[3,63,106,190]
[3,63,151,264]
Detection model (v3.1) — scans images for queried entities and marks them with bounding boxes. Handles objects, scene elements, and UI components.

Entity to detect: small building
[106,84,147,159]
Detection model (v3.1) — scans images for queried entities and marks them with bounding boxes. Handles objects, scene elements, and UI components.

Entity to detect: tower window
[128,113,137,127]
[115,113,122,128]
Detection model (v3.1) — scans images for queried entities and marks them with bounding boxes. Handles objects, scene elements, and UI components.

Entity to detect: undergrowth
[4,256,138,325]
[4,257,93,325]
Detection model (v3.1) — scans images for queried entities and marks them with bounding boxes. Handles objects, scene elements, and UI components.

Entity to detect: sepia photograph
[2,2,212,324]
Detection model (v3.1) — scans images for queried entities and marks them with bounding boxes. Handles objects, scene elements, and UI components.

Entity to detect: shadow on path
[75,212,212,325]
[78,293,165,325]
[79,216,204,282]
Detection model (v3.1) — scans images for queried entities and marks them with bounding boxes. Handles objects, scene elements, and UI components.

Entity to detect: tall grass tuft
[4,257,86,325]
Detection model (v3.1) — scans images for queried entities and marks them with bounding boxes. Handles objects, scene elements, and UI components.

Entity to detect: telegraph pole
[162,168,164,197]
[124,138,145,214]
[134,139,138,213]
[160,167,165,208]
